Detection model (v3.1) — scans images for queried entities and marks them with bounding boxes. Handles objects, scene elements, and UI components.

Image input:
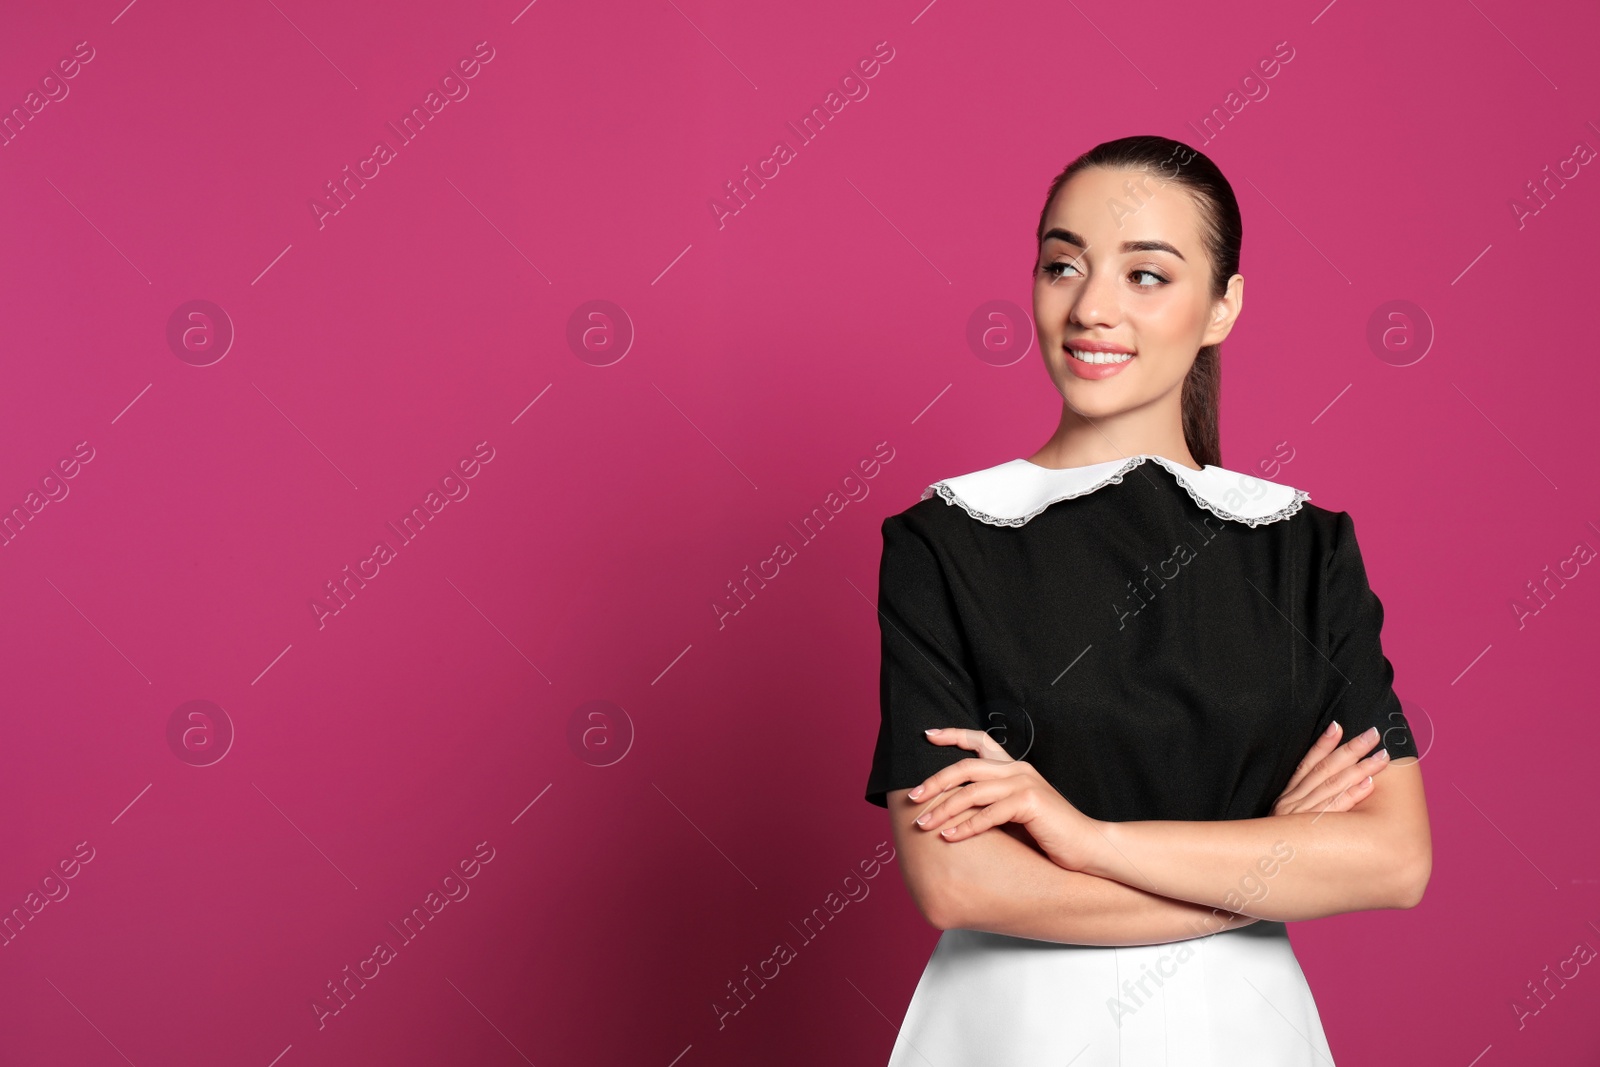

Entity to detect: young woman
[864,135,1432,1065]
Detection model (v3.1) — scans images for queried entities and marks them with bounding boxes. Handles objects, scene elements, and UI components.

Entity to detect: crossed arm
[890,743,1431,946]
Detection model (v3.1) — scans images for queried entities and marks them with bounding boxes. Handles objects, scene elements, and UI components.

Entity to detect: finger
[923,727,1012,762]
[1283,721,1344,795]
[906,746,1013,802]
[915,777,1017,831]
[936,794,1021,842]
[1297,750,1390,813]
[1318,774,1375,815]
[1276,726,1382,809]
[1287,774,1372,816]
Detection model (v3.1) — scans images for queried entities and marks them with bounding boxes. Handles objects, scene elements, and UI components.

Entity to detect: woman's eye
[1041,262,1168,286]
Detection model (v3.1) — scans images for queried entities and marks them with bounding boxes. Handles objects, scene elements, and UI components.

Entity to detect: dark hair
[1033,135,1242,469]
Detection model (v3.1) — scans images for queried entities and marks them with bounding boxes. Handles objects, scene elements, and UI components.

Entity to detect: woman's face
[1032,165,1242,422]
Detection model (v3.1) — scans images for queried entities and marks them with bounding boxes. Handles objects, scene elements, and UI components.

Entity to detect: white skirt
[886,920,1335,1066]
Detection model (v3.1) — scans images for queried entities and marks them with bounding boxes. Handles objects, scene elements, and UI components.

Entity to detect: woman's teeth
[1069,349,1134,365]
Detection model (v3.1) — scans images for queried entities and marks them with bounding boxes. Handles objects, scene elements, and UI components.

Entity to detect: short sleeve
[1313,511,1420,760]
[863,514,988,807]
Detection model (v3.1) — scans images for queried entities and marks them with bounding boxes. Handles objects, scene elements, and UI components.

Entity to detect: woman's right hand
[1271,721,1392,817]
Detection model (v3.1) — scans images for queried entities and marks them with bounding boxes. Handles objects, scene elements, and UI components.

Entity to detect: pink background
[3,0,1597,1063]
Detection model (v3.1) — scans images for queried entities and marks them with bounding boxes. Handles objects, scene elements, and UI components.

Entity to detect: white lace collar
[921,453,1311,529]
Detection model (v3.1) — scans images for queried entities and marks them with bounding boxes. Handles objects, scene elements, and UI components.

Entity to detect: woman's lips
[1064,346,1136,380]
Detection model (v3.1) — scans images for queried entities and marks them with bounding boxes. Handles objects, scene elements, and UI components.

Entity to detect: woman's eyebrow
[1040,228,1187,262]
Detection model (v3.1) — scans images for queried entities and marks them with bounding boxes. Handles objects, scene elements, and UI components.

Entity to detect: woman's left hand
[908,727,1107,873]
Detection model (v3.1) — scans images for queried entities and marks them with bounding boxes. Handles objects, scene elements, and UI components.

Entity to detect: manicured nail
[1362,726,1379,741]
[1362,775,1372,788]
[908,786,924,800]
[1324,721,1340,736]
[924,728,940,735]
[1372,749,1390,763]
[915,813,928,824]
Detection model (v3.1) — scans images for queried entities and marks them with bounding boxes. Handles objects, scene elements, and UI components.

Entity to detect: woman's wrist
[1076,817,1125,881]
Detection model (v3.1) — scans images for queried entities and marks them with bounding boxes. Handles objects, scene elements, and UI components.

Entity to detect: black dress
[864,452,1418,1066]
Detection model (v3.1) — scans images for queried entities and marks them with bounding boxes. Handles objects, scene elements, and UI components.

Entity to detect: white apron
[886,920,1336,1066]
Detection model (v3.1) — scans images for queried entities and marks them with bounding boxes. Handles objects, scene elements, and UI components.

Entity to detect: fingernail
[908,786,924,800]
[1362,775,1372,788]
[1373,749,1390,763]
[1324,721,1340,736]
[915,813,928,825]
[924,728,940,735]
[1362,726,1379,741]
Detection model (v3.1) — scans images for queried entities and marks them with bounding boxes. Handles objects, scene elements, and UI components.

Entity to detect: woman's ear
[1202,273,1245,348]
